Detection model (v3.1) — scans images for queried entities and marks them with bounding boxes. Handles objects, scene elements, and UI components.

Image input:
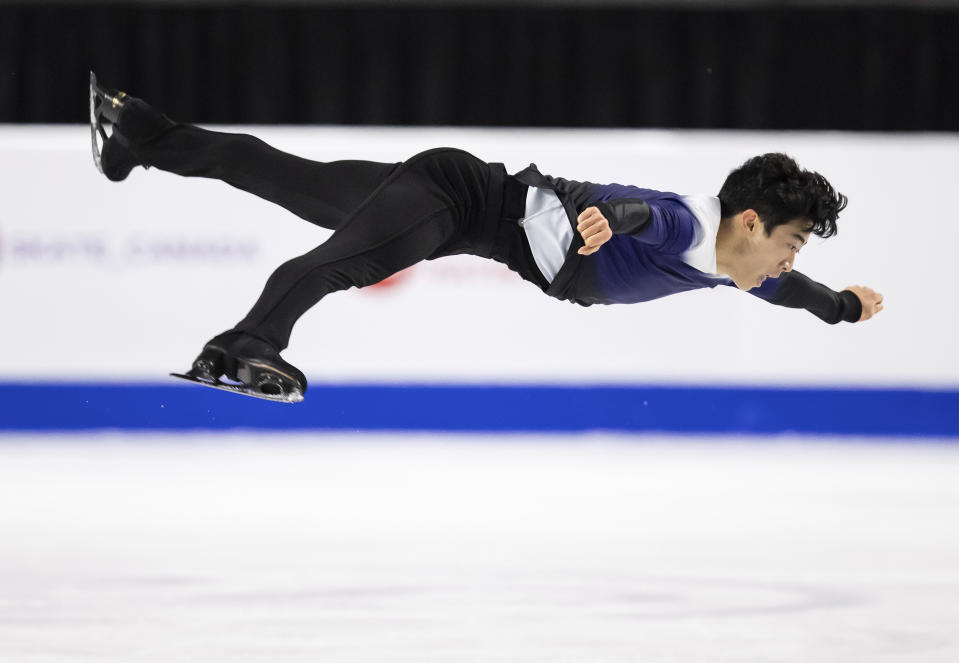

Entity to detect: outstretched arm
[749,271,884,324]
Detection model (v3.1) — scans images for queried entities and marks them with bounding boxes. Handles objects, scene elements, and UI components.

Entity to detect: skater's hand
[844,285,884,322]
[577,206,613,255]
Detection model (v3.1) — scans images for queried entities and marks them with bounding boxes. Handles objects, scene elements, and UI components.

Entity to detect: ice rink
[2,433,957,662]
[4,3,959,660]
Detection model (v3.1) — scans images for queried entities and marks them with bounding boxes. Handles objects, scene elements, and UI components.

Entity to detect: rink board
[0,126,957,434]
[2,382,957,436]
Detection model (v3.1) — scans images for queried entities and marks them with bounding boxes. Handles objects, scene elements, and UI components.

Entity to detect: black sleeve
[752,270,863,324]
[513,164,651,235]
[593,199,651,236]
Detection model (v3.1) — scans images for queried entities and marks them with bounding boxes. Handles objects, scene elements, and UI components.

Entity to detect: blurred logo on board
[0,231,258,265]
[368,268,413,291]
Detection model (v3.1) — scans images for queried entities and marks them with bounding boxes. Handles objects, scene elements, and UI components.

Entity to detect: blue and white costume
[512,164,862,324]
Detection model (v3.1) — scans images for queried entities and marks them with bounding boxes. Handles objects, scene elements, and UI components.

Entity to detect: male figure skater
[89,73,883,403]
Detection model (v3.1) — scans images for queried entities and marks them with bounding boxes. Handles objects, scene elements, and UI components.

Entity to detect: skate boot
[89,71,140,181]
[171,331,307,403]
[89,71,172,181]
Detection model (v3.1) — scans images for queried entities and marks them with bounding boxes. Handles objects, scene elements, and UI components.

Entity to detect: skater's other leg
[180,148,491,402]
[236,207,455,350]
[232,149,488,351]
[183,199,449,401]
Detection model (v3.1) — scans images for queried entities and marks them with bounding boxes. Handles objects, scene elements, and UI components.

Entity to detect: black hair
[717,153,847,238]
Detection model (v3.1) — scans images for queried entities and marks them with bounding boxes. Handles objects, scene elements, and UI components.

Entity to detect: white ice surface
[1,433,958,662]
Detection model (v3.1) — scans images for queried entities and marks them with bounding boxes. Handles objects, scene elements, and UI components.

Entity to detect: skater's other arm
[577,199,691,256]
[577,206,614,255]
[748,271,884,323]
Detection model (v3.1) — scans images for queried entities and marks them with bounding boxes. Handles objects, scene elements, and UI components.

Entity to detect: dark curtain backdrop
[2,4,957,130]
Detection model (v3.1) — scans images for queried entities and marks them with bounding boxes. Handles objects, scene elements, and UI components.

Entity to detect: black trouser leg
[233,148,491,350]
[121,104,395,230]
[118,100,495,354]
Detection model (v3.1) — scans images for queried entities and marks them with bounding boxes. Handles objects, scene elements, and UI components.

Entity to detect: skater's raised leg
[91,73,396,231]
[122,122,397,231]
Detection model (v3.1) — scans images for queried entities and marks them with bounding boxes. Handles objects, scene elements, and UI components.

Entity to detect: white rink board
[0,126,954,385]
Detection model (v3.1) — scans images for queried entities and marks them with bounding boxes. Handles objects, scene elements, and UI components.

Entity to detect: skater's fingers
[579,219,608,241]
[576,206,600,222]
[844,285,884,321]
[576,206,606,232]
[585,227,612,247]
[576,218,601,237]
[578,227,612,255]
[579,210,610,235]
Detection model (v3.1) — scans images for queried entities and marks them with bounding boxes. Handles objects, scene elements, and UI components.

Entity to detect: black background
[3,4,957,130]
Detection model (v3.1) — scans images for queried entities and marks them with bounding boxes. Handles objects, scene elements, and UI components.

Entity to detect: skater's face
[731,212,810,290]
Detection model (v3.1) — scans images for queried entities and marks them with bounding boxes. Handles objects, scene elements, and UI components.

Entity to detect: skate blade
[89,71,104,174]
[170,372,305,404]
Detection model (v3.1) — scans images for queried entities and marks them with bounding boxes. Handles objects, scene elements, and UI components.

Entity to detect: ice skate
[89,70,143,181]
[171,332,307,404]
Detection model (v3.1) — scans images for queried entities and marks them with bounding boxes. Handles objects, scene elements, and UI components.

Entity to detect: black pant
[125,117,539,351]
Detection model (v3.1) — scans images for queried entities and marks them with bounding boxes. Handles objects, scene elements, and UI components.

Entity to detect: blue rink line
[0,382,957,437]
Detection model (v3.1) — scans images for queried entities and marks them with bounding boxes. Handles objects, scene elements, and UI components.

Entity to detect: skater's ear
[738,209,764,238]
